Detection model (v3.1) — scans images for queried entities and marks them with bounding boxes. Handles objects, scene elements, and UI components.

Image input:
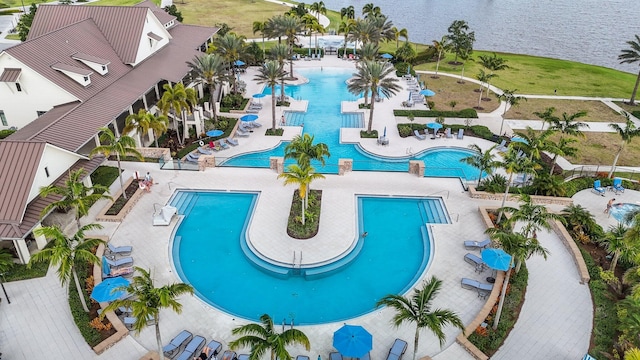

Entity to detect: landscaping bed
[286,190,321,239]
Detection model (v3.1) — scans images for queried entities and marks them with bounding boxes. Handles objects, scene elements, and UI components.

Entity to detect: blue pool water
[610,203,640,223]
[171,190,446,325]
[222,68,480,180]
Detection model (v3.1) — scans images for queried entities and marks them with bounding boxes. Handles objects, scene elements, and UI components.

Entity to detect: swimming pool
[610,203,640,223]
[170,190,444,324]
[221,68,481,181]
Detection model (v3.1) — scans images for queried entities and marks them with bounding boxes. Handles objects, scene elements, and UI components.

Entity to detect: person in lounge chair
[195,347,213,360]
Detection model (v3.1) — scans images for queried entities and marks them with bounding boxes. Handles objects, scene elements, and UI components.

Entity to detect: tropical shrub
[394,62,415,77]
[479,174,507,193]
[398,125,412,137]
[393,109,478,118]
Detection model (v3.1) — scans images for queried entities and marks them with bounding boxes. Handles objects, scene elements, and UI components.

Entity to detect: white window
[16,83,22,92]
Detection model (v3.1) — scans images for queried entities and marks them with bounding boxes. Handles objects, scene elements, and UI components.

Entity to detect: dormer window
[51,63,93,87]
[0,68,23,93]
[147,32,163,49]
[71,53,110,76]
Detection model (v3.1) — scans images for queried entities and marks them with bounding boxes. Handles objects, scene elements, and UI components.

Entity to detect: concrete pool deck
[0,55,597,359]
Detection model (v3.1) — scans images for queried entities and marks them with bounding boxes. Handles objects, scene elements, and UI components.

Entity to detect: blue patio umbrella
[240,114,258,122]
[426,122,443,130]
[419,89,436,97]
[206,129,224,137]
[381,53,393,59]
[233,60,245,66]
[333,324,372,358]
[90,276,130,302]
[511,136,528,144]
[481,248,513,271]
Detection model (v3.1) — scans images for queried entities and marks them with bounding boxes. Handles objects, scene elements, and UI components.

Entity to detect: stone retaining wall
[96,177,146,222]
[137,147,171,162]
[550,219,591,284]
[468,186,573,206]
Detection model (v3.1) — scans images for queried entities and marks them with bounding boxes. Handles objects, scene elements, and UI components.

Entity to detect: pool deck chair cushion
[237,355,250,360]
[296,356,310,360]
[613,178,625,194]
[461,278,494,298]
[205,340,222,360]
[176,335,206,360]
[457,128,464,139]
[464,253,486,272]
[592,180,605,196]
[162,330,193,358]
[330,352,343,360]
[464,239,491,250]
[103,256,133,268]
[107,243,132,256]
[414,130,426,140]
[387,338,408,360]
[222,350,238,360]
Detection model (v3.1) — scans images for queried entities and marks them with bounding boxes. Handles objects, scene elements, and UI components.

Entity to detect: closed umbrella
[90,276,130,302]
[333,324,372,358]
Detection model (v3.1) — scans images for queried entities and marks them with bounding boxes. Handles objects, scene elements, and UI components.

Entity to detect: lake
[320,0,640,73]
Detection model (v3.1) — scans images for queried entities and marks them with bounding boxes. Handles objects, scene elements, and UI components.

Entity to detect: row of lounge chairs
[592,178,625,196]
[246,102,262,113]
[103,242,135,278]
[461,239,494,298]
[236,122,261,137]
[413,128,463,141]
[163,330,223,360]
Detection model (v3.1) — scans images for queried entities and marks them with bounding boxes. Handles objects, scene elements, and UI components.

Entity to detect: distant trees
[446,20,475,63]
[16,3,37,41]
[163,5,183,22]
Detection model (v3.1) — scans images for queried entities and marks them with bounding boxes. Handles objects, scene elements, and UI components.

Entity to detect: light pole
[20,0,25,13]
[0,273,10,304]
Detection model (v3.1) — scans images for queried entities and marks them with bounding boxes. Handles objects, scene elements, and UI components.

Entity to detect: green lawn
[87,0,158,5]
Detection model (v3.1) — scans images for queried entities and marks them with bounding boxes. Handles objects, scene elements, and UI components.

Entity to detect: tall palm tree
[618,34,640,105]
[147,111,169,148]
[339,5,354,20]
[546,137,578,175]
[264,15,286,44]
[432,36,450,78]
[214,33,247,94]
[496,147,540,222]
[500,193,564,238]
[254,60,286,131]
[301,14,324,57]
[540,108,589,138]
[102,267,194,360]
[281,15,303,78]
[456,48,473,84]
[90,127,143,199]
[39,169,111,229]
[475,69,495,108]
[485,227,549,273]
[496,89,526,135]
[348,18,382,51]
[478,53,508,97]
[338,19,354,59]
[270,44,289,102]
[229,313,311,360]
[278,164,325,223]
[284,133,331,168]
[512,126,554,161]
[309,1,326,20]
[376,276,464,360]
[392,27,408,50]
[187,53,227,124]
[124,109,168,147]
[157,82,190,145]
[347,60,401,134]
[609,112,640,178]
[460,144,498,187]
[253,21,267,53]
[29,223,105,312]
[360,42,380,61]
[362,3,381,18]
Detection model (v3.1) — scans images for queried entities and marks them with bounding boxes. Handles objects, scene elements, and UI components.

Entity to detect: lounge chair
[198,147,214,155]
[246,108,260,113]
[226,138,239,146]
[249,122,262,128]
[497,139,507,151]
[204,340,222,360]
[176,335,206,360]
[103,266,133,279]
[124,314,155,329]
[461,278,494,298]
[218,140,230,150]
[413,130,426,140]
[236,130,249,137]
[222,350,238,360]
[464,253,486,273]
[444,128,452,139]
[457,128,464,139]
[592,179,605,196]
[237,355,250,360]
[107,243,132,256]
[162,330,193,358]
[464,239,491,250]
[613,178,625,194]
[103,256,133,268]
[296,356,310,360]
[186,152,200,163]
[329,352,343,360]
[386,338,408,360]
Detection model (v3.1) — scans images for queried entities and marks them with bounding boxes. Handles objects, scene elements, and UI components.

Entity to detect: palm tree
[432,36,450,78]
[157,82,190,145]
[123,109,168,147]
[608,112,640,178]
[278,164,325,224]
[347,60,401,134]
[496,147,540,222]
[561,204,601,242]
[264,15,286,44]
[460,144,498,187]
[301,14,324,58]
[602,223,640,271]
[215,33,247,94]
[309,1,326,20]
[280,15,303,79]
[270,44,289,102]
[376,276,464,360]
[102,267,194,360]
[284,133,331,168]
[496,89,527,135]
[546,137,578,175]
[148,111,169,148]
[456,48,473,84]
[29,223,105,312]
[90,127,143,199]
[618,34,640,105]
[500,193,564,238]
[254,61,286,131]
[338,20,354,59]
[485,227,549,273]
[512,126,553,161]
[625,348,640,360]
[187,53,227,124]
[475,69,495,109]
[477,53,508,97]
[229,313,310,360]
[39,169,111,229]
[540,107,589,138]
[253,21,267,53]
[362,3,381,18]
[340,5,354,20]
[360,42,380,61]
[392,27,408,50]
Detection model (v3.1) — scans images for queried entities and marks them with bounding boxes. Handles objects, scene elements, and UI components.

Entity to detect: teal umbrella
[333,324,372,358]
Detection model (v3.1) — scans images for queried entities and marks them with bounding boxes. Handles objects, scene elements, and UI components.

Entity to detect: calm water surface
[321,0,640,72]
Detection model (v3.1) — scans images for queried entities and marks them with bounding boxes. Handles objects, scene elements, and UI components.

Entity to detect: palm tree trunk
[412,326,420,360]
[477,86,484,108]
[280,73,286,103]
[301,196,305,225]
[209,84,218,123]
[477,169,483,187]
[116,154,127,200]
[72,268,90,312]
[368,92,376,133]
[609,146,624,178]
[549,155,558,175]
[288,46,294,79]
[459,65,465,83]
[156,318,165,360]
[498,173,514,222]
[611,250,621,271]
[271,85,277,131]
[629,69,640,105]
[485,81,492,97]
[493,265,512,330]
[154,131,159,148]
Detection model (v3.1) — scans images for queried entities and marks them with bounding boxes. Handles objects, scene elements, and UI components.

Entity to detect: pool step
[341,113,363,128]
[418,200,449,224]
[284,111,305,126]
[171,191,200,215]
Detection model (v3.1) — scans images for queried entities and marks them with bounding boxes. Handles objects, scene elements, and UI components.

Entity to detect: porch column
[13,238,30,264]
[33,223,47,249]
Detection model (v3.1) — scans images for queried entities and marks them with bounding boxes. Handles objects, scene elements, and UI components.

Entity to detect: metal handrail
[427,190,450,199]
[449,212,460,222]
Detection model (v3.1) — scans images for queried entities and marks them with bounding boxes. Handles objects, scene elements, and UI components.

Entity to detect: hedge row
[393,108,478,118]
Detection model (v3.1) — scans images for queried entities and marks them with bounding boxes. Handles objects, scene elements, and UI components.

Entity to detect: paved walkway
[0,56,600,360]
